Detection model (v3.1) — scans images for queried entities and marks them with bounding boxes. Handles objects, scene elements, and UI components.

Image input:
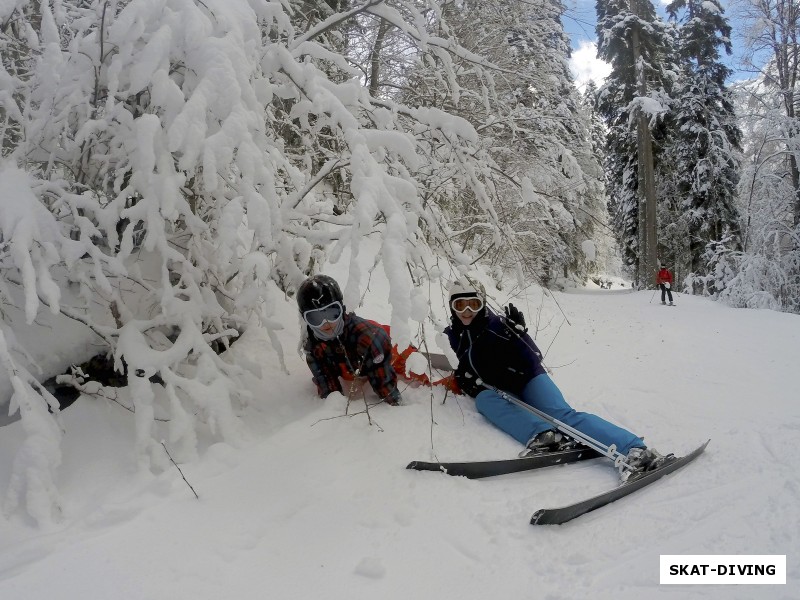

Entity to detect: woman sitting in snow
[297,274,402,405]
[444,278,668,479]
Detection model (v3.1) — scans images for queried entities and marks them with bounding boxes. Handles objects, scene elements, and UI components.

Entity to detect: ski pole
[649,287,657,303]
[476,379,635,473]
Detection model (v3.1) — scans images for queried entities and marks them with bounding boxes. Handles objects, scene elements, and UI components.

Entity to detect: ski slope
[0,282,796,599]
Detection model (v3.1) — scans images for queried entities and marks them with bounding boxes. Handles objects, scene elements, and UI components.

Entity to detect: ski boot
[620,447,674,482]
[519,430,563,457]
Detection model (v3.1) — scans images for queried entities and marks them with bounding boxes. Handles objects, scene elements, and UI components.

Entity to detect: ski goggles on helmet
[450,296,484,314]
[303,301,343,326]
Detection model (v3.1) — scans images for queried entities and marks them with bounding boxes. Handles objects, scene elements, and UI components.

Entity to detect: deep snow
[0,274,797,599]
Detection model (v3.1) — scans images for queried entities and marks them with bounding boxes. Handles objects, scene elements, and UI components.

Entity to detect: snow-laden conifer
[596,0,675,283]
[664,0,741,280]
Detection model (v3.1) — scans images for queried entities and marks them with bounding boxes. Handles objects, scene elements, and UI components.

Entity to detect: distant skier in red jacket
[656,265,674,305]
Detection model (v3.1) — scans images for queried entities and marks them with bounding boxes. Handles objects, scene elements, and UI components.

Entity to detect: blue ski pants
[474,374,645,455]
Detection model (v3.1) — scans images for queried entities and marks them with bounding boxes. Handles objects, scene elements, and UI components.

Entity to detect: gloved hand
[383,389,403,406]
[504,303,527,332]
[441,374,461,394]
[455,367,484,397]
[665,282,670,289]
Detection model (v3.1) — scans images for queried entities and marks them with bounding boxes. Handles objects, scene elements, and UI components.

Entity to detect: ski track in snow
[0,288,797,599]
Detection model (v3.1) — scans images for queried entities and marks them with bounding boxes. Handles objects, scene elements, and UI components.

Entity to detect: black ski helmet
[297,274,344,313]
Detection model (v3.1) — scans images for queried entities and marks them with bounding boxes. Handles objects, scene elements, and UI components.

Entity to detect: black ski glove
[455,367,484,397]
[504,303,527,332]
[383,388,403,406]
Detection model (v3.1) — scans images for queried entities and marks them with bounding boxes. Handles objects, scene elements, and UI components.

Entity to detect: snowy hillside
[0,278,797,599]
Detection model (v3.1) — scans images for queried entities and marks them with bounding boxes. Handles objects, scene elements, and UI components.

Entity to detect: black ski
[407,446,602,479]
[530,440,710,525]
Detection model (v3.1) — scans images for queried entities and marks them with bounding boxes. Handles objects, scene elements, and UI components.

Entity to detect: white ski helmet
[449,279,484,300]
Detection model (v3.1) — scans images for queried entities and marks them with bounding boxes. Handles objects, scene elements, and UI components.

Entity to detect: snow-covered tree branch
[2,0,592,523]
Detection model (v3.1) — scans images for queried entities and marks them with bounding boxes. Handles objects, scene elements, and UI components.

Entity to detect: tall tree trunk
[368,18,390,98]
[641,119,658,278]
[631,14,658,285]
[794,164,800,227]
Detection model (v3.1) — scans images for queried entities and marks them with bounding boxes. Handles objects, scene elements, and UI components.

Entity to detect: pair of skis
[407,440,709,525]
[411,351,708,525]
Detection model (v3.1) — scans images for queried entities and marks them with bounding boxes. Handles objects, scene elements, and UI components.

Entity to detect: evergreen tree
[666,0,742,278]
[502,0,606,282]
[405,0,606,284]
[581,82,622,277]
[595,0,675,283]
[582,82,607,166]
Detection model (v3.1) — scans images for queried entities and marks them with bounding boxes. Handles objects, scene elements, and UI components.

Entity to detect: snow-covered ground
[0,275,797,599]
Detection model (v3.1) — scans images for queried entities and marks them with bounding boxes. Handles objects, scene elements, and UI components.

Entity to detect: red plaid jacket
[303,313,400,401]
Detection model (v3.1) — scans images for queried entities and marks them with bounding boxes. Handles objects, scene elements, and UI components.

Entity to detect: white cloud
[569,40,612,91]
